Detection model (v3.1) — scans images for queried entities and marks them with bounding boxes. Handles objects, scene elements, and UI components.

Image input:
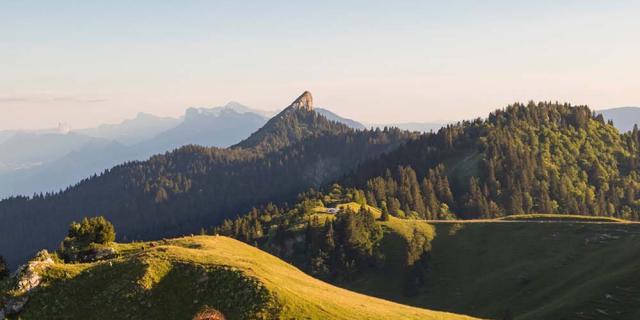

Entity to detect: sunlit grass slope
[13,236,475,320]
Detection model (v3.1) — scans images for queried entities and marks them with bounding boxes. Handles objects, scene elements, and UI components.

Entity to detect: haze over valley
[2,2,640,320]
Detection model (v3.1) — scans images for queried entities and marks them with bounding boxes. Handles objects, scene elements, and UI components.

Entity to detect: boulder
[79,246,117,262]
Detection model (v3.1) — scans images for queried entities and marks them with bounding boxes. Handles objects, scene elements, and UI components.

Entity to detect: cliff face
[288,91,314,111]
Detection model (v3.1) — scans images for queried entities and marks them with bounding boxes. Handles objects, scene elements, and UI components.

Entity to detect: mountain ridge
[0,92,412,268]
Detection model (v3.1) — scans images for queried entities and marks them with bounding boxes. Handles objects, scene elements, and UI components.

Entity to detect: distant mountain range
[4,103,636,200]
[132,103,270,156]
[75,112,180,146]
[0,101,367,199]
[312,109,447,132]
[315,108,366,130]
[0,102,274,198]
[596,106,640,132]
[368,122,445,132]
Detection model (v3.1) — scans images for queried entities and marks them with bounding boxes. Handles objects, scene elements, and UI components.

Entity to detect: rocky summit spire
[289,91,313,111]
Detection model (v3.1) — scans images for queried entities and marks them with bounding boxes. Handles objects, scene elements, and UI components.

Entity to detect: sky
[1,0,639,130]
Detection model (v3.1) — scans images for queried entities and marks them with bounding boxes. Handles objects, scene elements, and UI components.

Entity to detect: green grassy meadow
[345,220,640,320]
[2,236,475,320]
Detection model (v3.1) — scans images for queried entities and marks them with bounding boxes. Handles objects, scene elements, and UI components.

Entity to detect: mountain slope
[0,132,103,174]
[234,91,352,152]
[315,108,366,130]
[0,131,18,144]
[0,92,413,268]
[0,140,131,198]
[597,106,640,132]
[1,236,474,320]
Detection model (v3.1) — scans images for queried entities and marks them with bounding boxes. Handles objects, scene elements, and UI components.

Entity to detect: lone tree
[0,254,8,280]
[380,204,390,221]
[60,216,116,261]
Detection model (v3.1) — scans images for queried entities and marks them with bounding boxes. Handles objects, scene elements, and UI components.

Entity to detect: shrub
[60,216,116,262]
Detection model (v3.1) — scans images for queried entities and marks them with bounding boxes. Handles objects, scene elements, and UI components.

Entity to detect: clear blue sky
[2,0,639,129]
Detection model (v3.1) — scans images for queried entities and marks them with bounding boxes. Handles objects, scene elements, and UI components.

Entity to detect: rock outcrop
[288,91,313,111]
[2,250,54,316]
[78,246,117,263]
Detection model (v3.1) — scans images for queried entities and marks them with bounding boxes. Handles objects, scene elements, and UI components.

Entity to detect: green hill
[219,195,640,320]
[0,236,475,320]
[344,221,640,320]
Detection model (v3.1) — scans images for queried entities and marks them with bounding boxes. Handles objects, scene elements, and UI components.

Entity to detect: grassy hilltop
[1,236,474,320]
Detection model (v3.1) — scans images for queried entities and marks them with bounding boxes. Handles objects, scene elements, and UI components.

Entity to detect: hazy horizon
[3,1,639,130]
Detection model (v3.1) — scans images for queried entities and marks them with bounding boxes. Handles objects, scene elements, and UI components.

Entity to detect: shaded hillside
[357,221,640,320]
[0,236,474,320]
[0,92,413,268]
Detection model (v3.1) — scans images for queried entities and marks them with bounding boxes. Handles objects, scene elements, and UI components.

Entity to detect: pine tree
[323,221,336,252]
[0,255,8,280]
[388,197,401,216]
[380,204,390,221]
[421,178,439,220]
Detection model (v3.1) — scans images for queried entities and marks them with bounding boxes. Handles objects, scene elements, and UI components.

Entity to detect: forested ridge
[0,93,413,268]
[3,99,640,269]
[344,101,640,220]
[215,101,640,286]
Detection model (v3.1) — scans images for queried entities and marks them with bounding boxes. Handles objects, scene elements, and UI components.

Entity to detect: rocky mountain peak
[289,91,313,111]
